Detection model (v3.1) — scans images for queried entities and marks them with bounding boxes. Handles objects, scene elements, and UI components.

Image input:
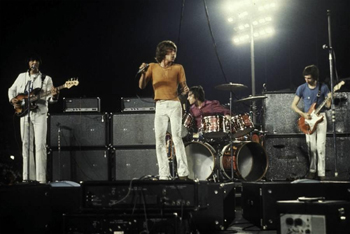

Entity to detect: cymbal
[215,82,248,91]
[234,95,267,102]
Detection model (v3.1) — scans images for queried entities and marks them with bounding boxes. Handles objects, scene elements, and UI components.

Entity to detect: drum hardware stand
[23,80,38,184]
[166,132,177,179]
[228,91,239,182]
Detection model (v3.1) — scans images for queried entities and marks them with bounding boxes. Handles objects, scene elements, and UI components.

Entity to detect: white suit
[8,71,56,183]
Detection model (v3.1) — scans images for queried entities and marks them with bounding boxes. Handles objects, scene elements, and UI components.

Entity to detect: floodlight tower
[226,0,277,123]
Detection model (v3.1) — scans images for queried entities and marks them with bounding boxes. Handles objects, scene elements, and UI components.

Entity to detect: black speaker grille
[49,113,108,147]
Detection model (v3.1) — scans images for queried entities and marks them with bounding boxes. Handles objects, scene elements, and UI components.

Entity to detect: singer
[139,40,190,180]
[8,54,59,183]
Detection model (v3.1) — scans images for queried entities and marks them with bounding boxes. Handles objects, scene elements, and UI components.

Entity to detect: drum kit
[167,83,269,182]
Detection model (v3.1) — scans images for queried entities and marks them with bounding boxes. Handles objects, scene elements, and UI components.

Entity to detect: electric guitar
[298,81,345,135]
[13,79,79,117]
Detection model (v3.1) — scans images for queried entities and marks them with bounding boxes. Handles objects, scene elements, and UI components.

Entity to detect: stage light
[10,155,15,160]
[224,0,281,123]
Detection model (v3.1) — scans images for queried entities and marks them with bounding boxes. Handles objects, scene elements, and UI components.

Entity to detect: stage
[1,179,350,234]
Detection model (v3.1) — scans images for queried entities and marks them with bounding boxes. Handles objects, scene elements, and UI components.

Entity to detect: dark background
[1,0,350,171]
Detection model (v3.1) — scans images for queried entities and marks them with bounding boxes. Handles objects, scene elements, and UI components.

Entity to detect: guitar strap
[41,73,46,89]
[316,81,322,105]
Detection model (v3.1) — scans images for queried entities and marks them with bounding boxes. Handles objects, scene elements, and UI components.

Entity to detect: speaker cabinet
[49,113,108,147]
[50,149,110,182]
[264,134,350,181]
[263,92,350,134]
[264,135,309,181]
[112,113,155,147]
[263,92,303,134]
[325,92,350,132]
[114,148,158,180]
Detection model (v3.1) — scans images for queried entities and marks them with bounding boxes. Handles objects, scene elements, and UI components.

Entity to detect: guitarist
[8,54,59,184]
[291,65,331,180]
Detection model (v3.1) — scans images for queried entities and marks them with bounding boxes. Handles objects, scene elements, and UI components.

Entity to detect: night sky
[1,0,350,156]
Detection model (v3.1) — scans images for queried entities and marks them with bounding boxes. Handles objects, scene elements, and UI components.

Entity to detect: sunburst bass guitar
[13,79,79,117]
[298,81,345,135]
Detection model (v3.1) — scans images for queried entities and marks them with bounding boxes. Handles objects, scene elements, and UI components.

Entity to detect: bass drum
[220,142,268,181]
[185,141,216,180]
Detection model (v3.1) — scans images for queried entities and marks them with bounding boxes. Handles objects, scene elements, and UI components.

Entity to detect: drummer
[187,85,231,135]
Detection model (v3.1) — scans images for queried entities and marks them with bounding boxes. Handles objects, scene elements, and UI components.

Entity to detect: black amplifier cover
[64,97,101,112]
[121,97,155,112]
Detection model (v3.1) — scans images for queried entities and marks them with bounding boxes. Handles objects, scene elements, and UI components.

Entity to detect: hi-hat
[234,95,267,102]
[215,82,248,91]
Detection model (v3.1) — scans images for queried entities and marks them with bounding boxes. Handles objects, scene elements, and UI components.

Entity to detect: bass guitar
[14,79,79,117]
[298,81,345,135]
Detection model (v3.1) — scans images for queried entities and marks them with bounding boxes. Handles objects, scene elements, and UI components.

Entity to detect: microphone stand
[25,80,33,183]
[325,10,338,177]
[57,123,62,181]
[229,89,237,181]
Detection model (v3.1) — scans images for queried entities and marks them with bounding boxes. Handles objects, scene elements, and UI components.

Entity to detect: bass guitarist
[291,64,331,180]
[8,54,59,183]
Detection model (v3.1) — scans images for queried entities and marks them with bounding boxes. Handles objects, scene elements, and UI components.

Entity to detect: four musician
[7,55,338,183]
[291,65,332,181]
[8,54,59,184]
[138,40,190,181]
[187,85,231,132]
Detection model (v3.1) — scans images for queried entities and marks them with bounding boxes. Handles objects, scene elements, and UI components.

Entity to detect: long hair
[189,85,205,102]
[302,65,319,80]
[155,40,177,63]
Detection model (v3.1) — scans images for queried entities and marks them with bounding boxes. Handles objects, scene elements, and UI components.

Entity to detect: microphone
[322,44,331,50]
[137,64,149,74]
[263,83,267,93]
[31,65,36,70]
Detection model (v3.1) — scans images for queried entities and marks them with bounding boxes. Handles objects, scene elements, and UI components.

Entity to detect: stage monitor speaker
[264,134,350,181]
[0,184,51,233]
[277,200,350,234]
[50,149,110,182]
[114,148,158,180]
[49,113,108,147]
[193,182,236,232]
[242,181,350,230]
[112,113,155,147]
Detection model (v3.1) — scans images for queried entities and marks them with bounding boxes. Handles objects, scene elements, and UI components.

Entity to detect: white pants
[305,112,327,177]
[20,112,47,183]
[155,100,189,179]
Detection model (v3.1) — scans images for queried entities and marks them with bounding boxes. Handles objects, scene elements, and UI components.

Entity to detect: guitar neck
[30,84,66,102]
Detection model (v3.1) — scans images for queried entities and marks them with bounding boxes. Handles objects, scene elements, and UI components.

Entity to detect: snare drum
[201,115,230,138]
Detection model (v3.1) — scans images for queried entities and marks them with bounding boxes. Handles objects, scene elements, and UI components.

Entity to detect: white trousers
[305,112,327,177]
[155,100,189,179]
[20,112,47,183]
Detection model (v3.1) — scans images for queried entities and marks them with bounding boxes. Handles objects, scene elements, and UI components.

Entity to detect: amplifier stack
[48,97,158,182]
